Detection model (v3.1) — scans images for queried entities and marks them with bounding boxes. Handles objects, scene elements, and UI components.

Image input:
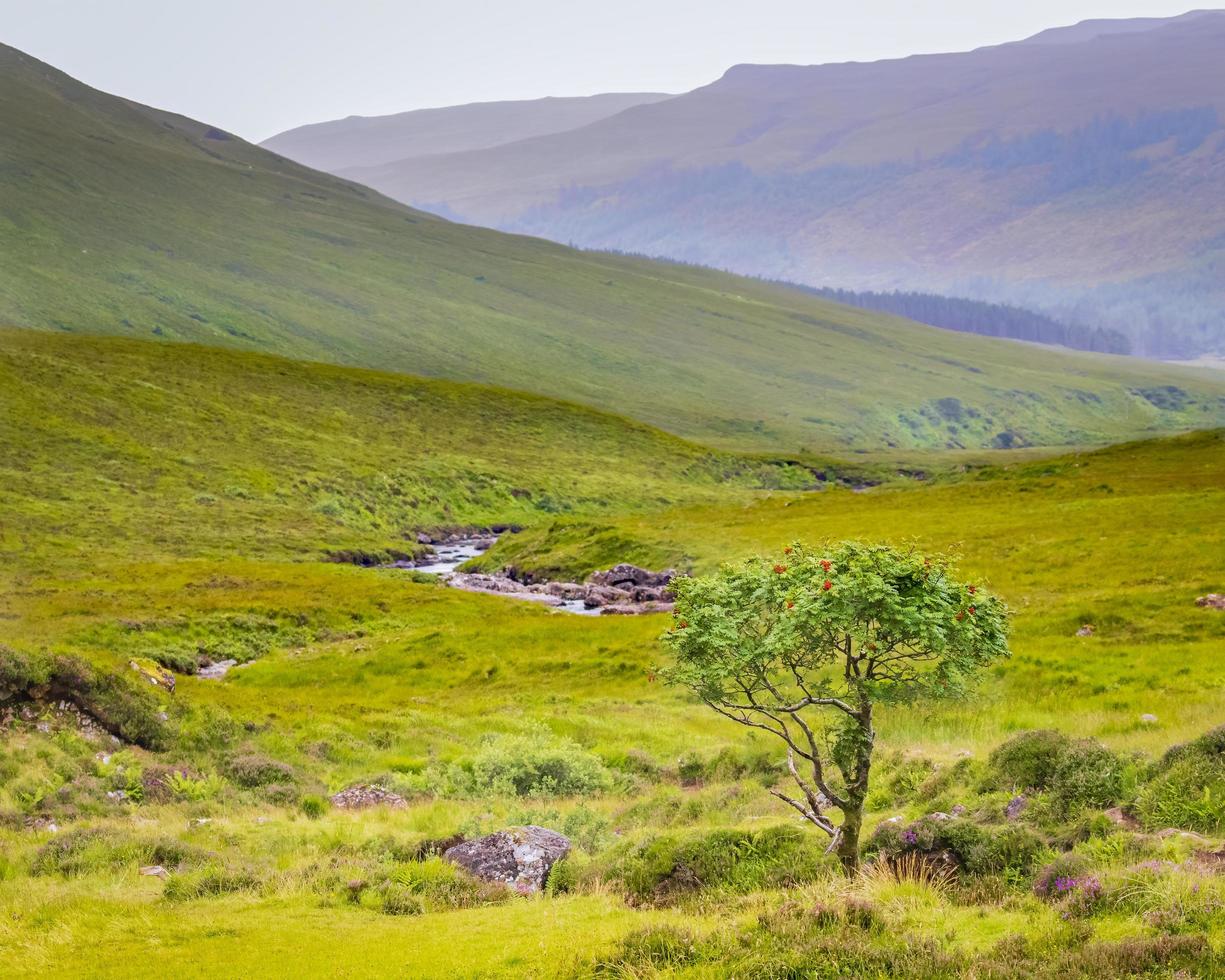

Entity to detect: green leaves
[662,540,1010,708]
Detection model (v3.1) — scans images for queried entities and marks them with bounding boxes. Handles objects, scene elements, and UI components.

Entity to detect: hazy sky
[1,1,1205,140]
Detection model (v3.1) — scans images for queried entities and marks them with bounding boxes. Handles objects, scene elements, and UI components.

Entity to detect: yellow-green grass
[4,43,1225,453]
[2,333,1223,975]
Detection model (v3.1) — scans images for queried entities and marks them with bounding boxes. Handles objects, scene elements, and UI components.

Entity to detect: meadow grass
[0,331,1222,975]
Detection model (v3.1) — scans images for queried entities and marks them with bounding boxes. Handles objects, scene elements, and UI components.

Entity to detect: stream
[402,537,600,615]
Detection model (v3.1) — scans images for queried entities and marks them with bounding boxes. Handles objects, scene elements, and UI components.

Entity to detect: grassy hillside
[0,329,818,578]
[3,45,1225,453]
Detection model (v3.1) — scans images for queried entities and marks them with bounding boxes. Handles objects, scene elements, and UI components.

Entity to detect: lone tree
[661,541,1010,874]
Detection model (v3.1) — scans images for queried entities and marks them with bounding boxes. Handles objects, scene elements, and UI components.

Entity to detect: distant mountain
[291,12,1225,358]
[3,42,1224,454]
[262,92,673,174]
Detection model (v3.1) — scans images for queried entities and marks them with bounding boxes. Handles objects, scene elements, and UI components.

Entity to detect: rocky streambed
[392,535,676,615]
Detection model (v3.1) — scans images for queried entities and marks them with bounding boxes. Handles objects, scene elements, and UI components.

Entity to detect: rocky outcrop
[129,658,175,694]
[329,784,407,809]
[446,564,678,615]
[443,826,570,894]
[1196,594,1225,610]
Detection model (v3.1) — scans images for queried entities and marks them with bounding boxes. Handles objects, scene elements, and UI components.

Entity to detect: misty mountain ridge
[265,11,1225,358]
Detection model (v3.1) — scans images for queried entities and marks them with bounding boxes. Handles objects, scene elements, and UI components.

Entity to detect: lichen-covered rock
[443,825,570,894]
[329,784,407,809]
[128,657,175,693]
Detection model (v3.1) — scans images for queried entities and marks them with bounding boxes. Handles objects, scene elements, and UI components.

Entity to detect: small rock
[1076,624,1095,637]
[926,811,952,821]
[1140,713,1158,725]
[330,784,408,810]
[443,826,570,894]
[1005,795,1028,821]
[139,865,169,879]
[1104,806,1140,830]
[1195,594,1225,610]
[951,804,967,817]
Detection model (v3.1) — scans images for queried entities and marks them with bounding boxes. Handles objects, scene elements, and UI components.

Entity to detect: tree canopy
[661,541,1010,872]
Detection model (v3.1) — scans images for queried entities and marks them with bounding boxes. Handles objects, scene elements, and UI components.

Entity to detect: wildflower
[901,830,918,846]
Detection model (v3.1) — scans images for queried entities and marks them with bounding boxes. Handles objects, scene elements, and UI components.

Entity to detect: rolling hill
[283,12,1225,358]
[3,41,1225,453]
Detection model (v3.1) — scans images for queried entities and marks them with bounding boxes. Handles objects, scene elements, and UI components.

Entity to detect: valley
[2,12,1224,979]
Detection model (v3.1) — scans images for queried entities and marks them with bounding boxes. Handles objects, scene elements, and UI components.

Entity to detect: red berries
[822,580,832,591]
[968,606,976,615]
[968,585,977,595]
[820,559,831,572]
[784,546,793,555]
[773,564,787,574]
[955,611,965,622]
[677,620,688,629]
[786,601,795,609]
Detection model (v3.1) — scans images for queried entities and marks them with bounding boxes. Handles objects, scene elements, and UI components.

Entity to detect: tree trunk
[836,802,863,876]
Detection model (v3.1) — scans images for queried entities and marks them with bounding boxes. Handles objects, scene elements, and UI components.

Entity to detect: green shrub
[300,794,328,819]
[0,645,51,696]
[31,828,206,877]
[600,824,832,905]
[1050,740,1130,812]
[604,926,701,970]
[164,770,225,802]
[224,754,296,788]
[163,861,264,901]
[387,856,507,911]
[987,730,1072,791]
[1136,725,1225,832]
[867,817,1046,876]
[377,883,424,916]
[464,730,612,798]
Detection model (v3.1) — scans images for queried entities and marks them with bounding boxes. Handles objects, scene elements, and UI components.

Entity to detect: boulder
[443,825,570,894]
[1004,795,1028,821]
[600,601,675,615]
[1195,594,1225,610]
[588,564,676,591]
[582,585,632,608]
[329,784,407,810]
[1075,624,1095,637]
